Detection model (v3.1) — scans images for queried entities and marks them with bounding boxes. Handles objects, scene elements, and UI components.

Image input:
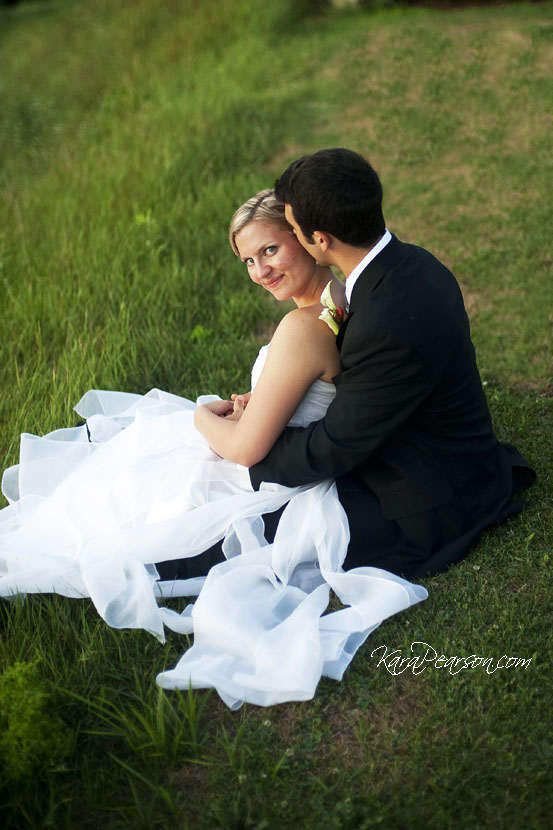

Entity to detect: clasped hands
[197,392,251,422]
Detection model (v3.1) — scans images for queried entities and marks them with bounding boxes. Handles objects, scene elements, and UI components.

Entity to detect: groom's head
[274,148,385,252]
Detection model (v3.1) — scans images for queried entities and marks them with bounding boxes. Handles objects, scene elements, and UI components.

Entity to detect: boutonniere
[318,281,345,335]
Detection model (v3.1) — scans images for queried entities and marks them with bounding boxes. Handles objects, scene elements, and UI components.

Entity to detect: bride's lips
[265,275,284,289]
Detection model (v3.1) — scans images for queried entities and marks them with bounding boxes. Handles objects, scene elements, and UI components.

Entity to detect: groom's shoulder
[390,235,453,273]
[372,237,459,304]
[352,238,466,337]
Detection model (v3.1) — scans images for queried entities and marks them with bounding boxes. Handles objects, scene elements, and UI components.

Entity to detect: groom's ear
[313,231,331,251]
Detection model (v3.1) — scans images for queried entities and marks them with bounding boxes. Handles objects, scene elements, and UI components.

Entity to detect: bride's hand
[225,394,248,422]
[231,392,251,409]
[196,399,234,420]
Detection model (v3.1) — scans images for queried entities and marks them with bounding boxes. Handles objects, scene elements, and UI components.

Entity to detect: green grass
[1,0,552,827]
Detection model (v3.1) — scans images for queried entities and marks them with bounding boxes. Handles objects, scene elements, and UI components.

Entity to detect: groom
[248,148,535,579]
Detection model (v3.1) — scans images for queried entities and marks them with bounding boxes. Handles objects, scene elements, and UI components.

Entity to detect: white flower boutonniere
[318,281,345,336]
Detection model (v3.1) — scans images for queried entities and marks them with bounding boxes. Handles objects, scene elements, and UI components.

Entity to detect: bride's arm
[194,309,337,467]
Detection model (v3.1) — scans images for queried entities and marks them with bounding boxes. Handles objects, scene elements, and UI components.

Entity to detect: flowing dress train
[0,345,427,707]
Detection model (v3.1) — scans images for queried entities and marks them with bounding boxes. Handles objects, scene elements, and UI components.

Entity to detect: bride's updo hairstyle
[229,189,291,256]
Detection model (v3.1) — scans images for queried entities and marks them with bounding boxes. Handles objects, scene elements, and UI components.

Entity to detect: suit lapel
[348,235,403,312]
[337,236,404,352]
[336,313,352,351]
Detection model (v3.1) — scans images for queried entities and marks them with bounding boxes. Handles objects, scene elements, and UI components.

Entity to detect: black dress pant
[155,506,285,581]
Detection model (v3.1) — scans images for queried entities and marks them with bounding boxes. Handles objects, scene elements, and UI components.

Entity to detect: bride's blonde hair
[229,189,292,256]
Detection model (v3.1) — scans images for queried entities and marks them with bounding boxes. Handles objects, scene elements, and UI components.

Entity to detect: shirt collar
[345,229,392,306]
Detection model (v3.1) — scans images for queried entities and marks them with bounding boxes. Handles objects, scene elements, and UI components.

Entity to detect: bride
[0,190,427,708]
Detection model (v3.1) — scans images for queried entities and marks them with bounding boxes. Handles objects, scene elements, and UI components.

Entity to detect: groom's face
[285,204,331,266]
[284,204,313,252]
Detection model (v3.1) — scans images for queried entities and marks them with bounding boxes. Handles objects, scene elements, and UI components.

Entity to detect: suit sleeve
[249,323,431,490]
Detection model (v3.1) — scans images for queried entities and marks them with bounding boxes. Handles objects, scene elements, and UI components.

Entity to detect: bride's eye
[244,257,254,266]
[265,246,277,256]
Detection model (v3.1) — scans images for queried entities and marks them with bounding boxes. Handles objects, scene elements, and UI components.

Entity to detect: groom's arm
[249,325,431,490]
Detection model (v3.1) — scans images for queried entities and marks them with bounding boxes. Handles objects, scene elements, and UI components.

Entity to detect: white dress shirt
[345,229,392,307]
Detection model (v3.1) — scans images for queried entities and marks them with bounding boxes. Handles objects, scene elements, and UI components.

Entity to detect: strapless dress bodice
[250,344,336,428]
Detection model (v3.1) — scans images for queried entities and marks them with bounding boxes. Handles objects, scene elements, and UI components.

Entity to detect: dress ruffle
[0,351,427,707]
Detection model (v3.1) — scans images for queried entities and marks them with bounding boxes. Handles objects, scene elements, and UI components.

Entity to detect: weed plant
[0,0,552,827]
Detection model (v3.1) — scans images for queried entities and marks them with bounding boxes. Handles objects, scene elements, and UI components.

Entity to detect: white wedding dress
[0,345,427,708]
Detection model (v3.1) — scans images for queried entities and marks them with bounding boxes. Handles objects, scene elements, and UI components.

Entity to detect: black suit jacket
[250,235,534,578]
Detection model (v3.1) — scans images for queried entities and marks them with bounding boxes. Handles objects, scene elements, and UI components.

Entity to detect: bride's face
[234,220,317,302]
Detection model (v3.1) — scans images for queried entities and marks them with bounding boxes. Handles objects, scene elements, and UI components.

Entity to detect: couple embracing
[174,147,535,581]
[0,149,534,706]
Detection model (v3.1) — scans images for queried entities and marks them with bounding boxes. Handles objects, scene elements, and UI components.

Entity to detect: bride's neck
[294,265,339,309]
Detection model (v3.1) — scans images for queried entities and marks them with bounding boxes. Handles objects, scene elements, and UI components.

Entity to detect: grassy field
[1,0,552,827]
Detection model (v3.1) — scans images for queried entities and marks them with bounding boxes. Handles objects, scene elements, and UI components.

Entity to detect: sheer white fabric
[0,346,427,708]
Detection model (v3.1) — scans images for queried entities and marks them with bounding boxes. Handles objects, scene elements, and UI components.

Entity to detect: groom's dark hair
[274,148,385,248]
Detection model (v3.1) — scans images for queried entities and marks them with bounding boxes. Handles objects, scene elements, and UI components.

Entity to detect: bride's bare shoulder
[273,304,334,345]
[268,304,340,382]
